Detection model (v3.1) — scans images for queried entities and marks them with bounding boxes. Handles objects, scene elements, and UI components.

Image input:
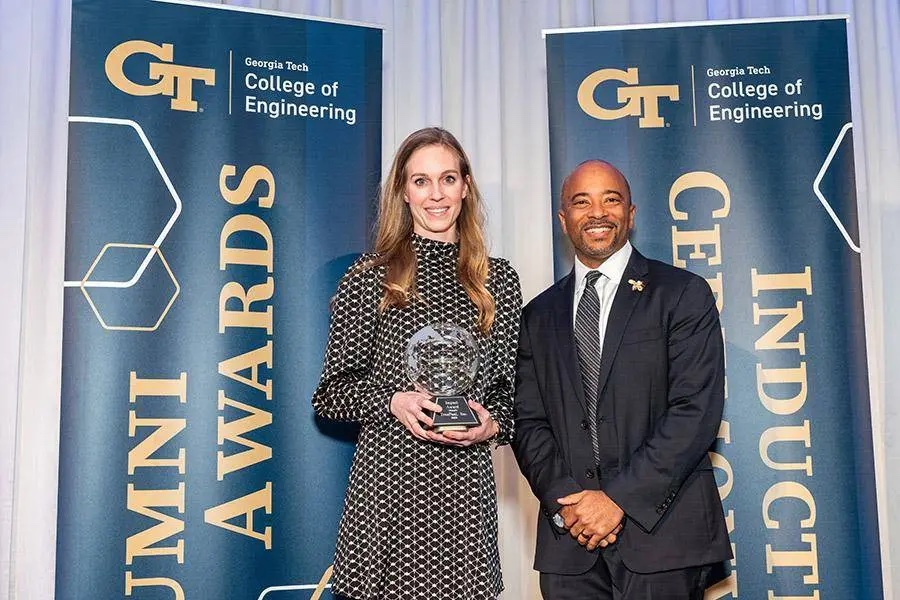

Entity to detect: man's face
[558,161,635,268]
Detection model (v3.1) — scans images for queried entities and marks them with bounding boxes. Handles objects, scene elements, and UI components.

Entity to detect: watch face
[552,512,565,529]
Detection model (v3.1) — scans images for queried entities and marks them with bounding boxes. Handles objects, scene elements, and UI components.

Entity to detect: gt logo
[577,67,679,128]
[105,40,216,112]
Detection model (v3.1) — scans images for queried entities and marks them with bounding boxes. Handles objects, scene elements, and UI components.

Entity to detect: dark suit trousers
[539,544,711,600]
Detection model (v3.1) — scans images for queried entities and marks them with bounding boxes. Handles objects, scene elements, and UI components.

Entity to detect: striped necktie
[574,270,605,461]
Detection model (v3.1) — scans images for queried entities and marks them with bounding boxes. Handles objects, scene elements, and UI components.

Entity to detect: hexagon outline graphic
[80,243,180,332]
[813,121,861,253]
[64,116,183,289]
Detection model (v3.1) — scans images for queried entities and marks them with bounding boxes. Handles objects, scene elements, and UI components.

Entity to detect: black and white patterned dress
[312,234,521,600]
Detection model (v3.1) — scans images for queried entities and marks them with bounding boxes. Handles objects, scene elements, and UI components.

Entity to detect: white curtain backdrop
[2,0,897,598]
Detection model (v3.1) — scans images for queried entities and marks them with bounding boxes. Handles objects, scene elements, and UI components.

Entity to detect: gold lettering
[718,419,731,444]
[125,483,185,564]
[706,272,724,313]
[577,68,641,120]
[104,40,214,112]
[217,390,273,480]
[705,571,738,599]
[311,566,334,600]
[759,421,813,476]
[150,63,215,111]
[125,572,185,600]
[766,532,819,585]
[219,215,274,272]
[711,421,733,500]
[219,164,275,208]
[753,302,806,354]
[219,278,274,334]
[757,363,808,415]
[128,412,186,475]
[105,41,174,97]
[763,481,816,529]
[576,67,678,128]
[617,84,679,127]
[709,450,733,501]
[668,171,731,220]
[671,225,722,267]
[751,267,813,297]
[129,372,187,403]
[724,509,736,565]
[127,373,187,474]
[218,341,273,399]
[204,482,272,549]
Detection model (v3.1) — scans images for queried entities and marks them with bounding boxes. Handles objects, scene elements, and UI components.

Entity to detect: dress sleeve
[481,258,522,446]
[311,255,397,424]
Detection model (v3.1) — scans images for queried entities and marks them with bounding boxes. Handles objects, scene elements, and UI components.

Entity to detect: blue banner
[545,16,881,599]
[57,1,381,597]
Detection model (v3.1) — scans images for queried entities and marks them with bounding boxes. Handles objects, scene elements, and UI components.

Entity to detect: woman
[312,127,521,600]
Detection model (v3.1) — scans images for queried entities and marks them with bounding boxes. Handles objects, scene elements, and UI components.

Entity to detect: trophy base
[426,395,480,431]
[432,424,469,433]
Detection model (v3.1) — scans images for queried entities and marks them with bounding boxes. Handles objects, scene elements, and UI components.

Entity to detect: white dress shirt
[572,241,633,347]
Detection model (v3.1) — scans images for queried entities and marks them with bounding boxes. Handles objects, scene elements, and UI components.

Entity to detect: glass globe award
[405,322,481,432]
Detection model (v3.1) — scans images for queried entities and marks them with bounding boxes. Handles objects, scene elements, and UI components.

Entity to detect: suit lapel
[551,270,588,415]
[597,250,650,396]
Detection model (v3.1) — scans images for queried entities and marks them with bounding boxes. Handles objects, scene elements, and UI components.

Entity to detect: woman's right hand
[390,390,443,441]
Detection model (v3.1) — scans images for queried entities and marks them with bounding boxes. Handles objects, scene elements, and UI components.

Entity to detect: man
[512,160,731,599]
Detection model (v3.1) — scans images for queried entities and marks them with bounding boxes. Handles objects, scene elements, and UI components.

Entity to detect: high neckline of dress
[411,232,459,257]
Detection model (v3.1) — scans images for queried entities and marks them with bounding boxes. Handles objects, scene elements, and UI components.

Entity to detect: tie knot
[585,270,603,286]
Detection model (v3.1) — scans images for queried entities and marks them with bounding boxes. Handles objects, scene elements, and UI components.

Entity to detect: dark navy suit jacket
[512,248,732,575]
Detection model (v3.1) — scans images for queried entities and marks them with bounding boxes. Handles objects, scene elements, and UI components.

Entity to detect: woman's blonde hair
[363,127,495,334]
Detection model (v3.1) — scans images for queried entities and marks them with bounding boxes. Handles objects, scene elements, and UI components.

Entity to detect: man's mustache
[581,218,616,231]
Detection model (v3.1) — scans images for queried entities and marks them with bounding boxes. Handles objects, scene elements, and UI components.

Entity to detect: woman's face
[403,144,468,243]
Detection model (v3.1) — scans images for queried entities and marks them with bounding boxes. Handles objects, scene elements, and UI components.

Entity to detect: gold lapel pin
[628,279,645,292]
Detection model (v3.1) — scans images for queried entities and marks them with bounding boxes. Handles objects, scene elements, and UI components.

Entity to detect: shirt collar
[574,240,633,291]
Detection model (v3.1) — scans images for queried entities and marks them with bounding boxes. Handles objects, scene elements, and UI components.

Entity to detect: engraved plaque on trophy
[405,322,481,433]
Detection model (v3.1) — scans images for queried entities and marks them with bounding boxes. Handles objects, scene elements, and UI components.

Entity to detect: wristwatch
[552,511,566,530]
